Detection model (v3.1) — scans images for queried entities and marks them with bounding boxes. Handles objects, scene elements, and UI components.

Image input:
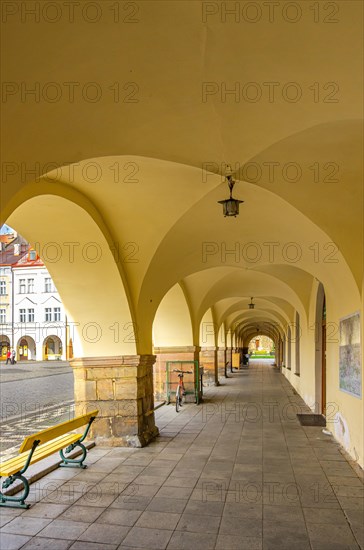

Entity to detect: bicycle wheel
[175,386,181,412]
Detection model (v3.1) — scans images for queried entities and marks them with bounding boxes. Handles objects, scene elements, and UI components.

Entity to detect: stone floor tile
[36,519,90,539]
[306,522,359,546]
[310,543,360,550]
[21,538,72,549]
[154,485,193,500]
[146,497,187,514]
[96,507,142,526]
[77,523,130,545]
[122,526,173,549]
[183,499,224,516]
[1,516,52,536]
[162,476,198,488]
[263,520,310,549]
[167,530,217,549]
[70,542,117,550]
[215,534,262,549]
[219,514,262,537]
[326,475,363,487]
[22,503,70,519]
[176,512,220,534]
[0,533,31,549]
[110,495,152,511]
[133,475,168,487]
[136,510,180,530]
[263,504,305,523]
[74,493,116,508]
[302,507,348,524]
[337,495,364,510]
[118,483,160,499]
[58,505,105,523]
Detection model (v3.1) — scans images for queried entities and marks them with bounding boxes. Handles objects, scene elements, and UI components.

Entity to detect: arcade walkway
[1,361,363,550]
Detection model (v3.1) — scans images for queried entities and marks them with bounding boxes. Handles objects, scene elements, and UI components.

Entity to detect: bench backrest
[19,410,99,453]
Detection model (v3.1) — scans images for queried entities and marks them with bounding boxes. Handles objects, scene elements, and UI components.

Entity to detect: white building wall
[12,266,67,360]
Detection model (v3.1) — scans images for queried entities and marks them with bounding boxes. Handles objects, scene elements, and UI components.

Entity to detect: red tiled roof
[0,239,44,267]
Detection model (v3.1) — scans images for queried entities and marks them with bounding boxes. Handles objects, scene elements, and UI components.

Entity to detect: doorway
[315,284,326,414]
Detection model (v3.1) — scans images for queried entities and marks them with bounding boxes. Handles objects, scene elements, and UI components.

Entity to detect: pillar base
[200,347,218,386]
[70,355,159,448]
[217,347,227,380]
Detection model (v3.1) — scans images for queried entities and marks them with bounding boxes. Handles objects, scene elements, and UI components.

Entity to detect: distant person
[6,350,11,364]
[11,349,16,364]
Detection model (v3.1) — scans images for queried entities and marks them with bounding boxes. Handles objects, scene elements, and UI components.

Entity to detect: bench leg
[59,441,87,469]
[0,474,31,509]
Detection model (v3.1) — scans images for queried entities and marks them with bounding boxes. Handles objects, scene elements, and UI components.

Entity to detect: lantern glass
[219,198,243,217]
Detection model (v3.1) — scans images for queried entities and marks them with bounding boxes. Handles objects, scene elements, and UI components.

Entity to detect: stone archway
[17,336,36,361]
[0,335,10,359]
[315,283,326,414]
[43,335,62,361]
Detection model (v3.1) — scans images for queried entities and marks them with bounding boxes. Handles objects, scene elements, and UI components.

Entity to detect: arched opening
[248,335,275,359]
[287,326,292,370]
[0,335,10,359]
[199,309,218,386]
[315,283,326,414]
[17,336,36,361]
[295,311,301,375]
[152,283,195,401]
[43,335,62,361]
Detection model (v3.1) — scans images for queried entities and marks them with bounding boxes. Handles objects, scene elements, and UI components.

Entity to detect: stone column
[217,347,227,380]
[226,347,232,371]
[200,346,218,386]
[153,346,201,403]
[70,355,159,447]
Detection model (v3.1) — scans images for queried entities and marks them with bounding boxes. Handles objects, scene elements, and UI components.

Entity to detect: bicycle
[173,369,192,412]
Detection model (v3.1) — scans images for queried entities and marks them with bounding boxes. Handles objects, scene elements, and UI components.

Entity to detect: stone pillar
[217,347,227,380]
[153,346,200,403]
[200,346,218,386]
[70,355,159,448]
[226,347,232,370]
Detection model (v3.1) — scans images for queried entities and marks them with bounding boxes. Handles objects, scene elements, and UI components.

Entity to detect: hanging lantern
[218,165,244,217]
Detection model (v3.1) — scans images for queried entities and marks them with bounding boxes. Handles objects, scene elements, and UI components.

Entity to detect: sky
[0,224,13,234]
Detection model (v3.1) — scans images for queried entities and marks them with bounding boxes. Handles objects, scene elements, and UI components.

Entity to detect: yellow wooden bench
[0,409,98,509]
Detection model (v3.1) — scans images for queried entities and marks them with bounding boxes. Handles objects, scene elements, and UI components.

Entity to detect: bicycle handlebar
[172,369,193,374]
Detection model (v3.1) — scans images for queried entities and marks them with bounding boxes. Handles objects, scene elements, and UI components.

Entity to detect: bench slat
[19,410,99,452]
[0,434,81,476]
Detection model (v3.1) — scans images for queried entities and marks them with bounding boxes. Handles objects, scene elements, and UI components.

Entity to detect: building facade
[0,232,68,361]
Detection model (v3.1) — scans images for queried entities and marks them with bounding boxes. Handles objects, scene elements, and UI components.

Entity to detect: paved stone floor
[0,362,363,549]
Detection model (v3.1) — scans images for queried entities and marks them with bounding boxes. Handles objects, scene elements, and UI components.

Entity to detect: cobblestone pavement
[0,362,363,550]
[0,361,72,383]
[0,362,74,458]
[0,402,75,461]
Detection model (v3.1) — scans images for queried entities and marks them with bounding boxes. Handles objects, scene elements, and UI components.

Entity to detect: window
[0,281,6,295]
[29,250,36,260]
[28,308,35,322]
[0,309,6,323]
[54,307,61,321]
[45,308,52,322]
[27,278,34,293]
[44,278,52,293]
[19,279,26,293]
[20,308,26,322]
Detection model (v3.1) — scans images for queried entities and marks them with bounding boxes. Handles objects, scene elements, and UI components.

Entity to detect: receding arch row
[4,157,361,359]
